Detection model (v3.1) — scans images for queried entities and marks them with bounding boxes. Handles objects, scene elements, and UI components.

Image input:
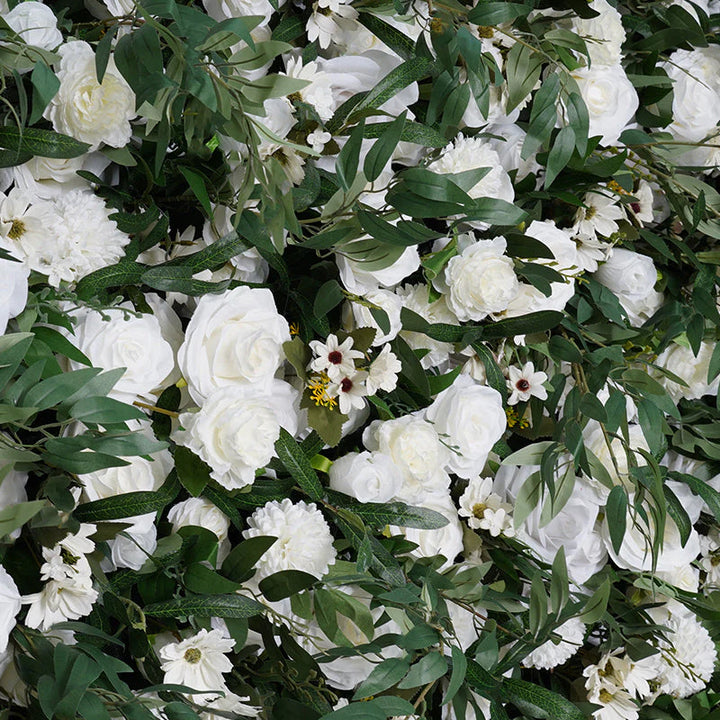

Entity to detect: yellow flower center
[598,689,614,704]
[472,503,487,519]
[8,219,25,240]
[184,648,202,664]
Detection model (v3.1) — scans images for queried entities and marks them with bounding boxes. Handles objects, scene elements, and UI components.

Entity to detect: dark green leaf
[144,593,264,619]
[259,570,317,601]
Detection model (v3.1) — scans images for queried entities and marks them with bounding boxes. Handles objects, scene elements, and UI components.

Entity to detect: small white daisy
[309,334,364,381]
[366,344,401,395]
[458,476,515,537]
[327,369,368,414]
[573,191,626,239]
[506,362,548,405]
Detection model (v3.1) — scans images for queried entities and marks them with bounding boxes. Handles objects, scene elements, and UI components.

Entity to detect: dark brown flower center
[340,377,353,392]
[516,379,530,392]
[631,202,641,213]
[328,350,343,364]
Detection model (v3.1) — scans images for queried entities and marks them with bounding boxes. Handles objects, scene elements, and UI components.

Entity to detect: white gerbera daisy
[573,191,625,239]
[506,362,548,405]
[458,476,514,537]
[159,629,234,692]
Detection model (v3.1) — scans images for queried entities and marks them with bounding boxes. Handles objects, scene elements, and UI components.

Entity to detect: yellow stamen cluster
[477,25,495,38]
[607,180,630,196]
[289,322,300,336]
[505,407,529,429]
[308,373,337,409]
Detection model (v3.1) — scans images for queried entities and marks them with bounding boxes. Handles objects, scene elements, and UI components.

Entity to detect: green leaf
[144,593,264,619]
[24,368,104,412]
[465,659,500,696]
[75,261,146,300]
[664,485,691,547]
[391,335,430,399]
[468,1,532,25]
[353,657,411,699]
[183,563,243,595]
[0,332,34,392]
[174,446,212,497]
[669,471,720,525]
[605,485,628,554]
[357,12,415,61]
[30,61,60,125]
[179,166,213,217]
[359,119,447,147]
[545,126,575,188]
[550,547,569,616]
[502,678,585,720]
[578,578,610,624]
[69,397,147,425]
[462,197,528,226]
[221,536,278,581]
[314,279,345,318]
[513,471,543,528]
[336,120,366,192]
[397,651,448,689]
[259,569,317,601]
[444,646,468,705]
[0,125,90,159]
[523,73,560,158]
[0,500,45,538]
[565,92,589,156]
[505,42,543,115]
[363,111,407,182]
[528,573,548,636]
[275,427,325,500]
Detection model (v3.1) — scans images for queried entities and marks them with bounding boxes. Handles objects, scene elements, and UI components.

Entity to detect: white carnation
[243,499,336,580]
[522,617,585,670]
[45,41,135,150]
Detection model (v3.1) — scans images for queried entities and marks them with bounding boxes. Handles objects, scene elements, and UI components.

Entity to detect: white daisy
[366,345,401,395]
[458,476,515,537]
[506,362,548,405]
[159,629,234,692]
[327,369,368,414]
[309,334,364,381]
[573,191,626,239]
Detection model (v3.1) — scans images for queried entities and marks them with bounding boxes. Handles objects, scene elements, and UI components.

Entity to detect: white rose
[168,497,231,544]
[45,41,135,150]
[571,0,626,66]
[525,220,580,276]
[328,451,403,503]
[424,374,506,480]
[203,0,285,25]
[486,123,541,181]
[444,237,519,322]
[393,492,463,571]
[663,46,720,142]
[0,567,21,655]
[496,465,607,585]
[175,381,298,491]
[601,497,700,573]
[178,286,290,404]
[593,248,663,326]
[363,415,451,503]
[655,340,720,401]
[0,256,28,335]
[9,154,109,200]
[104,513,158,571]
[336,244,421,294]
[569,63,639,145]
[64,304,176,404]
[0,466,27,541]
[4,2,62,52]
[344,289,403,345]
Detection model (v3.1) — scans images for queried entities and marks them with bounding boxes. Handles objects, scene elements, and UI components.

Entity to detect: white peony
[0,567,21,655]
[44,41,135,150]
[424,374,506,480]
[593,248,663,326]
[4,2,62,51]
[64,304,176,404]
[243,499,336,580]
[178,286,290,404]
[175,381,298,491]
[655,340,720,401]
[444,237,519,322]
[328,450,403,504]
[569,64,639,145]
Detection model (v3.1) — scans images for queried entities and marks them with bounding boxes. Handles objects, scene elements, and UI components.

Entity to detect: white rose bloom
[203,0,284,22]
[662,46,720,143]
[655,340,720,401]
[4,2,62,51]
[168,497,231,545]
[522,617,586,670]
[425,374,506,480]
[394,492,463,571]
[593,248,663,326]
[444,237,519,322]
[328,450,403,503]
[336,244,421,294]
[0,254,28,335]
[396,283,456,370]
[0,466,27,541]
[363,415,451,503]
[64,304,175,404]
[496,465,607,585]
[159,629,234,692]
[178,286,290,404]
[345,289,403,345]
[525,220,581,277]
[486,123,541,181]
[175,381,298,491]
[571,0,626,66]
[0,567,21,655]
[8,154,109,200]
[104,513,158,571]
[569,64,639,145]
[601,498,700,573]
[243,499,336,580]
[44,41,135,150]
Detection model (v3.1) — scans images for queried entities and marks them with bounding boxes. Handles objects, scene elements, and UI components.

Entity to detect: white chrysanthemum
[159,629,234,692]
[48,189,131,286]
[655,612,717,698]
[45,41,135,149]
[284,57,335,122]
[522,618,585,670]
[243,499,336,580]
[306,0,358,49]
[458,477,514,537]
[427,135,514,206]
